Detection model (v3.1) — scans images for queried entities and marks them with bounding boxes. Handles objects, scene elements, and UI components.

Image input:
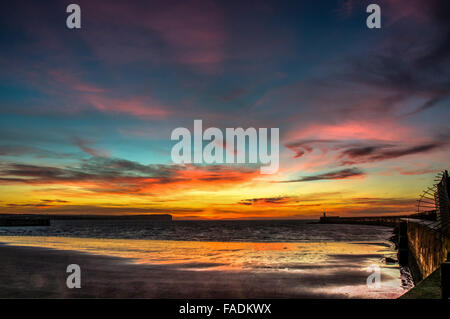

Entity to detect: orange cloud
[0,160,260,198]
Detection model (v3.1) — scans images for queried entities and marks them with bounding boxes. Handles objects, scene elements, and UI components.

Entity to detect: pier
[320,214,414,227]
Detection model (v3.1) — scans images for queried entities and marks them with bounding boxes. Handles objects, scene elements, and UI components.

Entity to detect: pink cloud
[285,121,415,143]
[148,1,226,66]
[85,95,170,119]
[48,70,105,93]
[81,0,227,72]
[43,69,172,119]
[380,167,438,176]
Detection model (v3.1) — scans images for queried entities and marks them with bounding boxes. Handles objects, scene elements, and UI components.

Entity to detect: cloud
[0,158,260,195]
[254,0,450,165]
[339,0,450,117]
[339,142,445,165]
[5,199,70,209]
[220,89,247,102]
[285,137,448,169]
[348,197,417,206]
[239,196,299,206]
[0,203,203,215]
[84,94,171,119]
[72,137,110,158]
[382,167,438,176]
[0,144,76,159]
[72,0,227,72]
[278,168,365,183]
[40,199,70,203]
[285,139,337,159]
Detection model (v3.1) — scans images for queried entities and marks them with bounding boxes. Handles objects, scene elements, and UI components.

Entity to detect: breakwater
[0,214,173,227]
[0,216,50,226]
[319,215,408,227]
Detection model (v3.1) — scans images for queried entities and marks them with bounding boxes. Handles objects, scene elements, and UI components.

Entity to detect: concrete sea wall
[405,219,450,279]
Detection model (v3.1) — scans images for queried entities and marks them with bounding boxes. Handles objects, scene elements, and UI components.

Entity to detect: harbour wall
[405,219,450,279]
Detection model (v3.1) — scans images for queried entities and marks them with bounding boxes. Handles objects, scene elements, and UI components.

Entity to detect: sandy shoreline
[0,239,408,299]
[0,242,344,298]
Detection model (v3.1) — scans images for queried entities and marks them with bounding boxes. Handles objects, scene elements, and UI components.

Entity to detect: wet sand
[0,243,340,298]
[0,241,406,298]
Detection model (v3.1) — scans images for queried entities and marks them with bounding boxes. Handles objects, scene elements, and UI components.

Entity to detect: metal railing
[436,170,450,236]
[417,170,450,237]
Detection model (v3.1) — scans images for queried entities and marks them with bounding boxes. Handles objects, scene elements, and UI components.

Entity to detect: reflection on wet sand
[0,236,410,298]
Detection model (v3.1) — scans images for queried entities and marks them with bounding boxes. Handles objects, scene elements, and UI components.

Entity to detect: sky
[0,0,449,219]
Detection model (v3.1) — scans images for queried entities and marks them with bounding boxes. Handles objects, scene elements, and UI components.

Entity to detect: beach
[1,242,345,298]
[0,231,410,298]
